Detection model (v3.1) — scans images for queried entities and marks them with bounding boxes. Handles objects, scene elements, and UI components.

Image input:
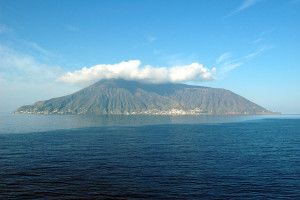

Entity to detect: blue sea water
[0,114,300,199]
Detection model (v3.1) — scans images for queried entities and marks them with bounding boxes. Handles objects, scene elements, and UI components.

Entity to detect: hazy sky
[0,0,299,113]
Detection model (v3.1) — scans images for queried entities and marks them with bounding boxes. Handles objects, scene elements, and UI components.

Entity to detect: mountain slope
[14,79,276,115]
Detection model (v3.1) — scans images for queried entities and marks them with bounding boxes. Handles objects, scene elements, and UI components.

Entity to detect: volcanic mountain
[14,79,276,115]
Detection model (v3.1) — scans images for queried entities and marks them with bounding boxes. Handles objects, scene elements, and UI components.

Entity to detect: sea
[0,114,299,199]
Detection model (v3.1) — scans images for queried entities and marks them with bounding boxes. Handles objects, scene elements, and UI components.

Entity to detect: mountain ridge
[14,79,279,115]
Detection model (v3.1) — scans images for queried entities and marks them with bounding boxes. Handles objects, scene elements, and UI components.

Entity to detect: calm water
[1,114,300,199]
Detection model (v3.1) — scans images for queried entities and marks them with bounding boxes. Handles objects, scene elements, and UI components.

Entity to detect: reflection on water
[0,113,296,134]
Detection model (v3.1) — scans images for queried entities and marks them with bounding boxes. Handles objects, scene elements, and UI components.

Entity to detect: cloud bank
[57,60,215,86]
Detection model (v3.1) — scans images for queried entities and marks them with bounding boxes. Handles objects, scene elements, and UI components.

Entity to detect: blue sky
[0,0,300,113]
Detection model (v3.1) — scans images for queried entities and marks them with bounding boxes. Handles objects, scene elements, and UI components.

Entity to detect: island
[14,79,279,115]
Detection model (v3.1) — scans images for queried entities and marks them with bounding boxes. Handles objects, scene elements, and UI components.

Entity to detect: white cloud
[169,63,213,82]
[227,0,261,16]
[252,29,275,44]
[236,0,260,12]
[211,67,217,73]
[0,43,60,82]
[259,29,275,37]
[243,46,274,60]
[134,34,157,48]
[57,60,215,86]
[220,62,244,74]
[23,41,51,56]
[216,52,231,64]
[146,35,157,43]
[0,42,78,112]
[216,45,273,75]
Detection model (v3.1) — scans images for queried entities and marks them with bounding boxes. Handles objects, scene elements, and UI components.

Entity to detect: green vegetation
[14,79,276,115]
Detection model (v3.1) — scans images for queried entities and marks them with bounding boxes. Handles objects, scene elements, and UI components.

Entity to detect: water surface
[0,113,291,134]
[0,114,299,199]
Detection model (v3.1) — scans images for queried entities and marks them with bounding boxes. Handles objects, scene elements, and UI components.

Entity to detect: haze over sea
[1,114,299,199]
